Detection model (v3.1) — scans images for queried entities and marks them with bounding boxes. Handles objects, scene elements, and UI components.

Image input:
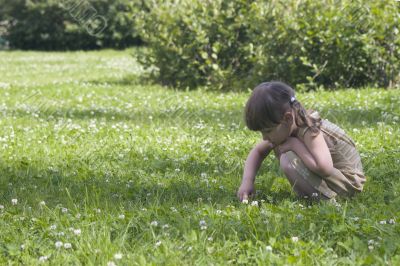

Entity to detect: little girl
[237,81,366,200]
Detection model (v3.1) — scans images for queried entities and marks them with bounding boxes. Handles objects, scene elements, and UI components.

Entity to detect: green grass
[0,49,399,265]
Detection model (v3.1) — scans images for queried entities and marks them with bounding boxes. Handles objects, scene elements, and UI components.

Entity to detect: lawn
[0,49,399,265]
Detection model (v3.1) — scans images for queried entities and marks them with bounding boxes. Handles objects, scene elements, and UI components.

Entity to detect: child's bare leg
[279,153,321,198]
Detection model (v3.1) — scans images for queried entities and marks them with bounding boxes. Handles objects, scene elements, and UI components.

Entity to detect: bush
[136,0,400,90]
[0,0,143,50]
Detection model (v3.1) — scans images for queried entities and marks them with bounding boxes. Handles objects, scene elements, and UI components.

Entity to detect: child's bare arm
[237,140,274,201]
[278,134,334,177]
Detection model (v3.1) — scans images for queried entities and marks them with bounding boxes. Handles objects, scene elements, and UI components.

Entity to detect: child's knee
[279,152,295,174]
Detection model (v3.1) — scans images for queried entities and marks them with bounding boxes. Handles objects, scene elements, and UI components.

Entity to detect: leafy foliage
[0,0,142,50]
[136,0,400,90]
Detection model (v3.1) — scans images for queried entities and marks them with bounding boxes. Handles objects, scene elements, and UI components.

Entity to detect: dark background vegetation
[0,0,399,91]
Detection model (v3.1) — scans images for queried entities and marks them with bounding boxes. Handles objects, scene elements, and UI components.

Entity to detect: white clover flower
[291,236,299,242]
[114,253,123,260]
[368,245,374,251]
[379,220,387,225]
[162,224,170,229]
[61,207,68,213]
[266,245,273,252]
[118,214,125,220]
[76,213,81,219]
[207,237,213,241]
[216,210,222,215]
[50,224,57,230]
[63,243,72,249]
[199,220,207,226]
[20,244,25,250]
[242,199,249,204]
[107,261,117,266]
[73,229,81,236]
[39,201,46,206]
[251,201,258,206]
[11,199,18,205]
[0,205,4,210]
[368,239,374,245]
[150,221,158,227]
[170,207,178,213]
[155,241,162,247]
[200,226,207,230]
[55,241,63,248]
[311,193,318,198]
[201,172,207,178]
[389,219,396,224]
[39,255,49,262]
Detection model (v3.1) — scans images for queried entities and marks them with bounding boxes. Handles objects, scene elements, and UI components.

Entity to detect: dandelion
[199,220,207,230]
[73,229,81,236]
[251,201,258,206]
[114,253,123,260]
[55,241,63,248]
[118,214,125,219]
[266,245,273,252]
[150,221,158,227]
[291,236,299,243]
[39,256,49,262]
[11,199,18,205]
[63,243,72,249]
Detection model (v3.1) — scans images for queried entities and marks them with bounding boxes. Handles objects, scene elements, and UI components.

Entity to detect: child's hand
[237,181,254,202]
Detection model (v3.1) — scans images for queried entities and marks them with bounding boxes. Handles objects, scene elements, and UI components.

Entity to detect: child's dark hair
[244,81,321,135]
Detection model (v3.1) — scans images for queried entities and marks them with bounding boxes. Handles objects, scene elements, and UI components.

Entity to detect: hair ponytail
[244,81,321,135]
[290,99,321,136]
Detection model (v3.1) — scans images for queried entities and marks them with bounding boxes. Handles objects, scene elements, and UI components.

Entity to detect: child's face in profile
[260,112,294,146]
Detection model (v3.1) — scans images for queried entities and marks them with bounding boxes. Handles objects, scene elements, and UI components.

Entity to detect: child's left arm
[278,131,334,177]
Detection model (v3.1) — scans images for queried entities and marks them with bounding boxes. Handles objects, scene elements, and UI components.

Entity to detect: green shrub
[136,0,400,90]
[0,0,142,50]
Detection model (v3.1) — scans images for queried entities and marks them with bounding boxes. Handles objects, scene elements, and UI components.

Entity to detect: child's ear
[283,111,293,124]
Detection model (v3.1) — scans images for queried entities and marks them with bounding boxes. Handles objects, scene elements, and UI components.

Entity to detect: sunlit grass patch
[0,49,399,265]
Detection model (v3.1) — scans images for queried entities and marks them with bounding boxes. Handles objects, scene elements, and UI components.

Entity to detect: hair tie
[290,96,296,104]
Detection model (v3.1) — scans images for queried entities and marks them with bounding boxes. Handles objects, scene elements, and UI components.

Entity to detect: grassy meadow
[0,49,399,265]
